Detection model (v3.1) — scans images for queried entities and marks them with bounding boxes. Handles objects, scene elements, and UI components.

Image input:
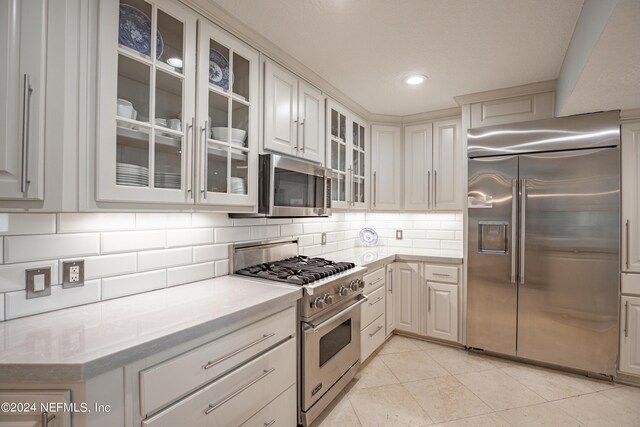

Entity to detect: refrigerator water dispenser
[478,221,509,253]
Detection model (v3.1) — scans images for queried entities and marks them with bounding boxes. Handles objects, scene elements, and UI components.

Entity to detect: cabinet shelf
[117,125,181,149]
[207,143,248,161]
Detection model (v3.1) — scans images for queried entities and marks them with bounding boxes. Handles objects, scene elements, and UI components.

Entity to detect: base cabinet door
[0,390,71,426]
[393,263,420,334]
[620,296,640,376]
[386,265,396,335]
[426,282,458,342]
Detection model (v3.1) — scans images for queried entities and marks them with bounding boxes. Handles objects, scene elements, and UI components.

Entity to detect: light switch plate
[321,232,327,246]
[396,230,403,240]
[26,267,52,299]
[62,260,85,289]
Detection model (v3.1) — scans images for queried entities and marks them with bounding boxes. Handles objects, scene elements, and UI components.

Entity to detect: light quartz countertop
[322,246,463,271]
[0,276,301,383]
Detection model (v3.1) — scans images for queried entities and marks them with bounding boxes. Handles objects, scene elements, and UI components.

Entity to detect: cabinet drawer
[362,286,385,329]
[361,313,386,362]
[622,273,640,296]
[143,338,296,427]
[140,306,295,416]
[240,385,296,427]
[363,267,385,293]
[424,265,459,284]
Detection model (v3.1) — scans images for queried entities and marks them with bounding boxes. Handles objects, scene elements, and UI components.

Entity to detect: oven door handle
[304,294,368,334]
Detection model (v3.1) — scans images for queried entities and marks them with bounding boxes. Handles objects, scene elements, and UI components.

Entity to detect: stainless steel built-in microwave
[257,154,331,217]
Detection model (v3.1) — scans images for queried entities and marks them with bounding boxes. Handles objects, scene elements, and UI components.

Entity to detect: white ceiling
[209,0,584,116]
[558,0,640,116]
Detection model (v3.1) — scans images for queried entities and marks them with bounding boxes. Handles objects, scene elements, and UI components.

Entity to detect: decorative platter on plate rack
[359,227,379,246]
[119,4,163,59]
[209,49,232,91]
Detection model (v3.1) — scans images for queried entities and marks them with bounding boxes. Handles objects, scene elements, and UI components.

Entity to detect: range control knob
[350,280,360,291]
[337,286,349,297]
[357,278,365,289]
[323,294,334,305]
[312,296,325,310]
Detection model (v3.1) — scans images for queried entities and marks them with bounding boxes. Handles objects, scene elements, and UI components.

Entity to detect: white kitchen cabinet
[393,262,421,334]
[622,122,640,273]
[264,60,324,164]
[196,19,259,207]
[386,264,396,335]
[96,0,259,209]
[0,390,71,426]
[371,124,402,210]
[0,0,46,201]
[404,123,433,210]
[620,296,640,376]
[425,281,459,342]
[327,99,368,209]
[469,92,554,128]
[433,118,463,210]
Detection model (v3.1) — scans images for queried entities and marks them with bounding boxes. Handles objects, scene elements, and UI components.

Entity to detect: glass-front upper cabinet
[326,99,368,209]
[196,20,258,207]
[97,0,196,203]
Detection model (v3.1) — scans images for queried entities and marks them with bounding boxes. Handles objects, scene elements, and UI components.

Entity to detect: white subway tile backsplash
[425,230,456,240]
[138,247,192,271]
[101,230,165,254]
[58,213,135,233]
[215,227,250,243]
[136,213,191,230]
[413,239,441,249]
[167,262,214,286]
[166,228,214,247]
[102,270,166,300]
[0,260,59,293]
[322,242,339,253]
[193,244,229,263]
[5,280,101,320]
[280,223,303,236]
[303,223,323,234]
[303,245,322,257]
[403,230,427,239]
[297,234,315,247]
[440,221,463,231]
[250,225,280,240]
[191,213,233,228]
[215,259,229,276]
[4,234,100,264]
[441,240,463,250]
[0,213,56,236]
[233,218,266,226]
[455,231,464,240]
[267,218,292,225]
[82,253,137,280]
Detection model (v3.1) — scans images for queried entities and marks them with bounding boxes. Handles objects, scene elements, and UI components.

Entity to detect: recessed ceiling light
[405,74,427,85]
[167,57,183,68]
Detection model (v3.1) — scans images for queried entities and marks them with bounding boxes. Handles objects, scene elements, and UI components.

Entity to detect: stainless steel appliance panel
[517,148,620,375]
[467,111,620,158]
[467,155,519,355]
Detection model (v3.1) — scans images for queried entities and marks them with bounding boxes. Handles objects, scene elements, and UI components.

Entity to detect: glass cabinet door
[328,102,348,208]
[97,0,197,203]
[196,20,258,207]
[351,116,368,208]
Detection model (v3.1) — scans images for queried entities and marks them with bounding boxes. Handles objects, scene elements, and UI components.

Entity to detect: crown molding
[453,80,557,106]
[620,108,640,121]
[402,107,461,124]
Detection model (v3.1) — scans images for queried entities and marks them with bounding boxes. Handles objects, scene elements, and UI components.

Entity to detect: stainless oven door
[265,154,331,217]
[301,295,366,410]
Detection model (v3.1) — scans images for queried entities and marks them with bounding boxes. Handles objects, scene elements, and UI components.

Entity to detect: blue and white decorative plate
[119,4,163,59]
[359,227,379,246]
[209,49,230,90]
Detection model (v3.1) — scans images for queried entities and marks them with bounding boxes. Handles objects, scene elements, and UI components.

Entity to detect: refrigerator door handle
[626,220,630,269]
[519,178,526,285]
[511,179,518,284]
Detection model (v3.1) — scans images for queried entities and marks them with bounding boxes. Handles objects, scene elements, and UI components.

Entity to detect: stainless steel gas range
[232,239,367,426]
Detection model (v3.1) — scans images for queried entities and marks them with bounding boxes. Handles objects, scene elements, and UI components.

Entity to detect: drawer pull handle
[369,277,383,286]
[204,333,276,370]
[369,325,384,337]
[625,300,630,338]
[264,420,276,427]
[369,296,384,306]
[204,368,275,414]
[432,273,451,277]
[42,412,55,427]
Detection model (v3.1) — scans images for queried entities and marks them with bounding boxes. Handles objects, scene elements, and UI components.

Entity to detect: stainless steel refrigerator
[466,111,620,376]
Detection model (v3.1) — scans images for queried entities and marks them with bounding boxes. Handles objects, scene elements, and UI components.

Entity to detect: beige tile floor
[310,335,640,427]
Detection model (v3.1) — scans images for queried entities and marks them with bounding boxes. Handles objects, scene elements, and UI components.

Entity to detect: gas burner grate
[236,255,355,285]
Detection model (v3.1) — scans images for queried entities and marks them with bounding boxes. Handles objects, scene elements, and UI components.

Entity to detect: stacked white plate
[230,177,246,194]
[211,127,247,146]
[116,163,149,187]
[155,171,181,189]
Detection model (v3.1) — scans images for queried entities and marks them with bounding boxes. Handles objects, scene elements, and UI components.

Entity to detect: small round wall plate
[359,227,379,246]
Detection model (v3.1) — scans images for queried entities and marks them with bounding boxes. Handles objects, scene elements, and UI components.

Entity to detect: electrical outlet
[63,260,85,289]
[26,267,51,299]
[396,230,403,240]
[321,232,327,246]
